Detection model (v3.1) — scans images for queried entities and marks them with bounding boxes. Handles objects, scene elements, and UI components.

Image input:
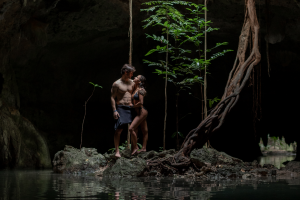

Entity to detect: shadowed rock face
[52,145,107,174]
[190,148,243,168]
[103,157,147,177]
[1,0,300,168]
[284,161,300,173]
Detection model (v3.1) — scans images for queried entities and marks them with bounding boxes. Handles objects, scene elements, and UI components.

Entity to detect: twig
[80,83,102,149]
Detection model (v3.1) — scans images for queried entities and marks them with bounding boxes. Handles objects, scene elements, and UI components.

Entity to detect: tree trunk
[176,0,261,160]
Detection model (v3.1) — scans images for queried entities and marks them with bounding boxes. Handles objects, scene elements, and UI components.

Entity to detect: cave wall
[1,0,300,167]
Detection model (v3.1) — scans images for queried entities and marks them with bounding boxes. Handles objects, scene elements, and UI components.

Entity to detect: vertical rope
[265,0,271,77]
[204,0,208,148]
[204,0,208,118]
[127,0,133,149]
[163,5,169,151]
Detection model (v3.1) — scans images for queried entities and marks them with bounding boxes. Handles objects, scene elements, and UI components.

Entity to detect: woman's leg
[139,120,148,152]
[129,110,147,155]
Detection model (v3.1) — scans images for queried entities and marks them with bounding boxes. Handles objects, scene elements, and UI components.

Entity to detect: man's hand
[113,111,120,119]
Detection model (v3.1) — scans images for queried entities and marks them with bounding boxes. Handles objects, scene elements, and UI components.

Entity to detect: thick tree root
[175,0,261,161]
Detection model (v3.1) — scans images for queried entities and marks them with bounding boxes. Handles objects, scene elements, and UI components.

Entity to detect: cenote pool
[0,155,299,200]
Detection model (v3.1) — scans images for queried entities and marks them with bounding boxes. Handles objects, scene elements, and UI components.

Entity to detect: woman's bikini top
[133,91,139,100]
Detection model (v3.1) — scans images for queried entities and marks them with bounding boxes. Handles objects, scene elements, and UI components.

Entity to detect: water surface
[258,154,296,169]
[0,170,299,200]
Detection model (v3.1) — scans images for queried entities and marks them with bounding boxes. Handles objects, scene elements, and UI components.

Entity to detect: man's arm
[111,82,120,119]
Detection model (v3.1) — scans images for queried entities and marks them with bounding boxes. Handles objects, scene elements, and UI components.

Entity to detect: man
[111,64,136,157]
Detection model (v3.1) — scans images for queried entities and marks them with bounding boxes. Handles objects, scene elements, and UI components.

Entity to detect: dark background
[0,0,300,168]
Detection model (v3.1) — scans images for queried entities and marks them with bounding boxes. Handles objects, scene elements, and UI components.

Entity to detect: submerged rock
[52,145,107,174]
[103,157,147,177]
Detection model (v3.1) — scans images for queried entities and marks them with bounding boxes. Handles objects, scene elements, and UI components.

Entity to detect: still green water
[258,154,296,169]
[0,155,299,200]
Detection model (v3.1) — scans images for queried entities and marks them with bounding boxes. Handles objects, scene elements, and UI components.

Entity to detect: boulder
[190,148,243,168]
[103,157,147,177]
[52,145,107,174]
[284,161,300,173]
[242,174,252,179]
[137,150,159,160]
[252,168,268,176]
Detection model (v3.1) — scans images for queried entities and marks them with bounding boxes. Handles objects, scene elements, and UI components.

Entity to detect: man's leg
[114,129,123,157]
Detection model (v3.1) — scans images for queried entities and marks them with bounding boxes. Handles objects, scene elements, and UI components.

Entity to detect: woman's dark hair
[121,64,136,75]
[139,75,147,89]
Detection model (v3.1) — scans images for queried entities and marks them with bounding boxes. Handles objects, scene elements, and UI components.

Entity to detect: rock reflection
[0,170,51,200]
[0,170,300,200]
[258,155,296,169]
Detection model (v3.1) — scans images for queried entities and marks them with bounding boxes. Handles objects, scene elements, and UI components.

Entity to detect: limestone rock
[284,161,300,173]
[190,148,243,168]
[120,149,132,158]
[137,150,159,160]
[252,168,268,176]
[242,174,252,179]
[52,145,107,174]
[103,157,147,177]
[158,149,176,157]
[0,103,51,168]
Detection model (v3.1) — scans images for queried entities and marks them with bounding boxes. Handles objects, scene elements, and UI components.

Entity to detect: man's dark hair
[121,64,136,75]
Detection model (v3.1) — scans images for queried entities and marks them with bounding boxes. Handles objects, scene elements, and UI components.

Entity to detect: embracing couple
[110,64,148,158]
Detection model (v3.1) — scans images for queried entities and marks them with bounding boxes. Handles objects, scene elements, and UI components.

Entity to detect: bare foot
[131,147,139,155]
[137,149,146,154]
[115,152,121,158]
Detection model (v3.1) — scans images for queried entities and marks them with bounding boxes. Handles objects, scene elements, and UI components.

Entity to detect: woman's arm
[131,89,145,108]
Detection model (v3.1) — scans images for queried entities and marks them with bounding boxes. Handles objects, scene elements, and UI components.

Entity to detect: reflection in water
[258,154,296,169]
[0,169,300,200]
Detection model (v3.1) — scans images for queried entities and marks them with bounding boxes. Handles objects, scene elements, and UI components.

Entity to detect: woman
[129,75,148,155]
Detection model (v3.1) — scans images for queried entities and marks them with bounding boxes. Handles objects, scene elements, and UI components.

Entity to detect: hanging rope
[265,0,271,77]
[204,0,208,119]
[127,0,133,149]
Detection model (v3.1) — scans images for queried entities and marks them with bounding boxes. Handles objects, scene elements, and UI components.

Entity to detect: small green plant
[80,82,102,149]
[208,97,221,108]
[108,141,142,153]
[159,147,164,152]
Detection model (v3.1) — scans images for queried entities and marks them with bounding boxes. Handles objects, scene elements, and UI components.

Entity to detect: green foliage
[171,131,184,138]
[208,97,221,108]
[142,1,232,96]
[89,82,103,88]
[108,141,142,153]
[141,1,233,142]
[159,147,164,152]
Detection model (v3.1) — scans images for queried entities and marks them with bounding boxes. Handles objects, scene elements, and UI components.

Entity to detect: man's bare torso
[113,79,135,105]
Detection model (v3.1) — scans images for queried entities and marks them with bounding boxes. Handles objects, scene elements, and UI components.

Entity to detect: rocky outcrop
[103,157,147,177]
[0,101,51,168]
[283,161,300,173]
[52,145,107,174]
[190,148,243,168]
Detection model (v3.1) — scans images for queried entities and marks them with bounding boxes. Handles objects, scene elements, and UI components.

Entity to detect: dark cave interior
[0,0,300,168]
[0,73,3,95]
